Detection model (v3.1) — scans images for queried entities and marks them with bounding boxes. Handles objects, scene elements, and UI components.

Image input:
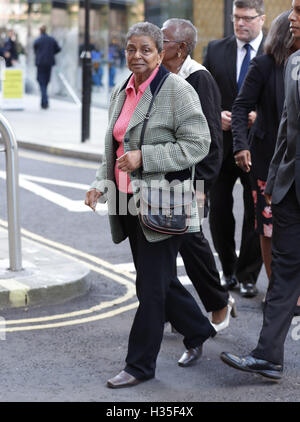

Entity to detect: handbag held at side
[137,73,195,235]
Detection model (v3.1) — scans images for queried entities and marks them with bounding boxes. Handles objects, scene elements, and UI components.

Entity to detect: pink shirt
[113,66,159,193]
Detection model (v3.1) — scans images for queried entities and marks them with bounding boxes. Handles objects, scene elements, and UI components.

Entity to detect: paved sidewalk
[1,94,108,162]
[0,95,106,309]
[0,228,90,309]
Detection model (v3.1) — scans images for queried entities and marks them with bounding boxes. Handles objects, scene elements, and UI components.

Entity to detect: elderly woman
[161,18,237,333]
[85,22,216,389]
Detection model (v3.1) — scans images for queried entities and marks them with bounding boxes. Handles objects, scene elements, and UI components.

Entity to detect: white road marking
[0,171,107,213]
[113,258,225,286]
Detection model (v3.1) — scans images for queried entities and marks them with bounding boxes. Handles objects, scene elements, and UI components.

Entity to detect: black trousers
[252,184,300,365]
[179,228,229,312]
[119,209,216,380]
[209,154,262,283]
[37,65,52,107]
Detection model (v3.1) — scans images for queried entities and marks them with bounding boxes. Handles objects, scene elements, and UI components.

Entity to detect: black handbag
[138,73,194,235]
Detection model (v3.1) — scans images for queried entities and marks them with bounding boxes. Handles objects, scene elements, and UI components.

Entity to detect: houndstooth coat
[90,65,211,243]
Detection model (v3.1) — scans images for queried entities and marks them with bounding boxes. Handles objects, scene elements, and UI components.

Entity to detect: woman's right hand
[85,189,102,211]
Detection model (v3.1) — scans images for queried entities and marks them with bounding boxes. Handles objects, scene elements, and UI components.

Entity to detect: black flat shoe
[220,352,283,380]
[239,282,258,298]
[224,275,238,290]
[178,346,202,367]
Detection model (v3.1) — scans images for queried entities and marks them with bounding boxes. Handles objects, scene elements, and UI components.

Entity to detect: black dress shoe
[224,275,238,290]
[178,346,202,367]
[107,370,143,389]
[239,281,258,298]
[220,352,283,380]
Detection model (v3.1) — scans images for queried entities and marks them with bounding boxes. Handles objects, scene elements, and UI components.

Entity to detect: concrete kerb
[17,140,103,163]
[0,228,90,311]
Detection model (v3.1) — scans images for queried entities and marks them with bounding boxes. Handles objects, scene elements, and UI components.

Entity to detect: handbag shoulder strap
[139,72,170,147]
[139,72,195,187]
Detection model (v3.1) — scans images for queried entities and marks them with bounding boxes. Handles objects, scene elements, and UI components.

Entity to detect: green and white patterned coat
[90,67,211,243]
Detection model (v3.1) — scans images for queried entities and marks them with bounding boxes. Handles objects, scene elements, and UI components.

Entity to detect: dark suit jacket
[34,33,61,67]
[266,50,300,204]
[203,35,265,162]
[186,69,223,194]
[231,54,284,180]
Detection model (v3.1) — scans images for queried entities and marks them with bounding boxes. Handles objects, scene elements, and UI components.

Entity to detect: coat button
[124,137,129,143]
[131,171,136,177]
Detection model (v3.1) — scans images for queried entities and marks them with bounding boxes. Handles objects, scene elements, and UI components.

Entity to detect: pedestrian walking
[161,18,236,335]
[203,0,265,298]
[220,0,300,381]
[85,22,216,389]
[34,25,61,109]
[231,11,300,316]
[3,30,18,67]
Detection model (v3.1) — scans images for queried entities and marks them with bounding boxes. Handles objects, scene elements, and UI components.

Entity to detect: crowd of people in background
[1,0,299,388]
[85,0,300,387]
[0,29,23,68]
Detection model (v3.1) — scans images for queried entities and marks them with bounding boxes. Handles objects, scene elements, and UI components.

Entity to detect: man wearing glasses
[203,0,265,298]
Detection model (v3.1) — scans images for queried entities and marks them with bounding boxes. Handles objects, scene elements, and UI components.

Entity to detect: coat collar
[119,65,169,95]
[113,65,170,136]
[225,34,265,94]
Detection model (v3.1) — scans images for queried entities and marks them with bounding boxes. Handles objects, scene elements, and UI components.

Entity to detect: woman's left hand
[117,150,142,173]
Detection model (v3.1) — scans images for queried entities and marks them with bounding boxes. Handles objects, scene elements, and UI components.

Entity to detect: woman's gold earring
[178,52,181,58]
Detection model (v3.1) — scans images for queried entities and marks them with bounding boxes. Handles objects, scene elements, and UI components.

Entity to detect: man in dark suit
[34,25,61,109]
[203,0,265,297]
[3,30,18,67]
[220,1,300,380]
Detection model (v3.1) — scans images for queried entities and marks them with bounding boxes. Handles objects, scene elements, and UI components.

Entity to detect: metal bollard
[0,112,22,271]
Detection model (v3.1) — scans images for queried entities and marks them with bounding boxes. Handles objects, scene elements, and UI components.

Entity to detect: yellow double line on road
[0,219,138,332]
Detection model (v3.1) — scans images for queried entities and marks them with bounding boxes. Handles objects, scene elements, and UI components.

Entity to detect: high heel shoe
[211,296,237,333]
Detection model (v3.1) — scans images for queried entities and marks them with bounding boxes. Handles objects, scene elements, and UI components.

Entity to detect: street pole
[81,0,92,143]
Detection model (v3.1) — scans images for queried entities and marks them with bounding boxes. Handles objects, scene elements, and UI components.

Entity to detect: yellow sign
[2,69,23,99]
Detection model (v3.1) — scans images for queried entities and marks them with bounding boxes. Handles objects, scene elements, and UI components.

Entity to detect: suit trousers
[209,153,262,283]
[118,201,216,380]
[251,184,300,365]
[37,65,52,107]
[179,227,229,312]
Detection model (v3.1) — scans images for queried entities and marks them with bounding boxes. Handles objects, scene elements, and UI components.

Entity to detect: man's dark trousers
[251,184,300,365]
[179,227,228,312]
[37,65,52,108]
[209,152,262,283]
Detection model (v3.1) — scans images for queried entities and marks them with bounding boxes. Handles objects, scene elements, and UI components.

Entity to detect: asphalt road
[0,149,299,403]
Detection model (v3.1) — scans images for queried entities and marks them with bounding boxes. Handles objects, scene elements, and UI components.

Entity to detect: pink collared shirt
[113,66,159,194]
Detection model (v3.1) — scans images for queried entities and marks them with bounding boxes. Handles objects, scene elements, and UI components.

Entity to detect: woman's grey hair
[126,22,163,53]
[264,10,294,65]
[163,18,198,55]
